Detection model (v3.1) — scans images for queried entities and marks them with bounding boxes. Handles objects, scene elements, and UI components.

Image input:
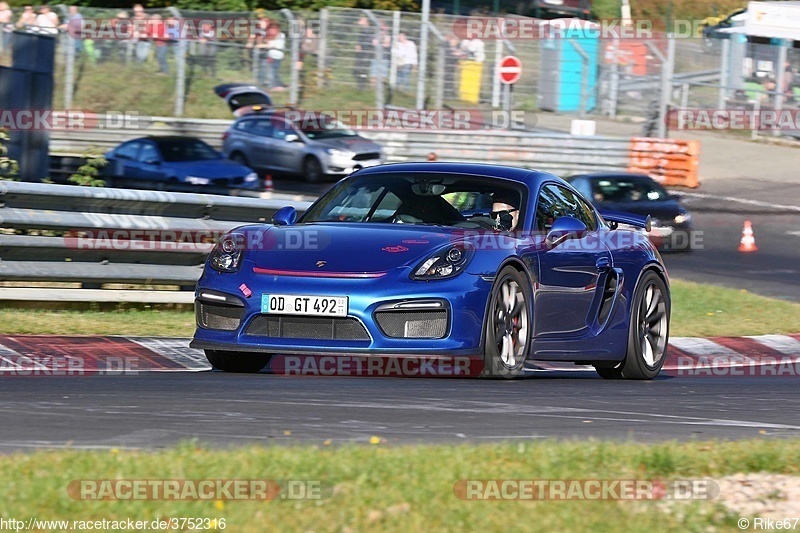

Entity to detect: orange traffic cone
[264,174,274,191]
[738,220,758,252]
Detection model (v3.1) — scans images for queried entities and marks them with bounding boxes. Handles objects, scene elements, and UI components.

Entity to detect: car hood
[596,200,686,223]
[250,223,463,274]
[166,159,253,178]
[312,136,382,155]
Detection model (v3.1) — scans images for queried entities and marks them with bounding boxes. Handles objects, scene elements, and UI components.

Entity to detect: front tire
[480,266,531,379]
[205,350,272,373]
[600,270,669,380]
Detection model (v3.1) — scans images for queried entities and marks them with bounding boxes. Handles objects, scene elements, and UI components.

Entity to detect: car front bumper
[191,264,491,356]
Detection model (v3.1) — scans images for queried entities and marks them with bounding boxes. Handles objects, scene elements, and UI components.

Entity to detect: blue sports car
[191,163,670,379]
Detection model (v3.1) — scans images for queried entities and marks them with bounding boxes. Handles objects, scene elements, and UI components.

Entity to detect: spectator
[246,17,271,87]
[265,22,285,90]
[459,37,485,62]
[132,4,150,63]
[444,33,464,98]
[16,5,36,29]
[297,21,318,102]
[353,16,372,91]
[35,4,58,34]
[110,11,132,62]
[427,152,437,161]
[150,13,169,74]
[165,15,180,62]
[60,6,83,55]
[393,32,417,92]
[370,22,390,88]
[0,2,12,51]
[196,21,217,76]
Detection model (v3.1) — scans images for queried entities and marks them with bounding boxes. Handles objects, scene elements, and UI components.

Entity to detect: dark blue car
[105,136,261,191]
[191,163,670,380]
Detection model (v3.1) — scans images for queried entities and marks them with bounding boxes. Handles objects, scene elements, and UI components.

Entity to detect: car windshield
[156,139,220,162]
[297,119,358,140]
[592,177,668,203]
[301,173,525,230]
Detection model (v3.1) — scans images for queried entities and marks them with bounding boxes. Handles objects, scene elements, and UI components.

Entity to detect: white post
[491,39,502,108]
[415,0,430,109]
[389,10,400,89]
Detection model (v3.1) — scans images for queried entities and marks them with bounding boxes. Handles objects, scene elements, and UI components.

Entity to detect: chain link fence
[1,5,799,138]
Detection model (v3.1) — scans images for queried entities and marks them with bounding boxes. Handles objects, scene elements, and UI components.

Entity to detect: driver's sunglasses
[490,209,518,219]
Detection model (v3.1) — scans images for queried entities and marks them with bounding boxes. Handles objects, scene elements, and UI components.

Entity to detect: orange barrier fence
[627,138,700,188]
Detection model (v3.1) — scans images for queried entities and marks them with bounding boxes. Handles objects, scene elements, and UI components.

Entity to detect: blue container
[539,23,599,113]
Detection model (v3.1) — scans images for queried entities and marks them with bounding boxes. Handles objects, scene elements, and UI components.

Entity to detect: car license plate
[261,294,348,317]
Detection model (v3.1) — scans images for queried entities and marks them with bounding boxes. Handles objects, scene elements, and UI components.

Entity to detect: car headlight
[326,148,354,159]
[674,213,691,224]
[186,176,210,185]
[209,232,245,273]
[411,244,474,280]
[244,172,258,182]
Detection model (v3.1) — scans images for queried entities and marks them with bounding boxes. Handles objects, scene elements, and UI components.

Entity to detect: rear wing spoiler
[599,210,652,232]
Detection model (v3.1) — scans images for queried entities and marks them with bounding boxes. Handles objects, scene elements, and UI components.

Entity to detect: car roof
[569,172,655,182]
[352,162,564,188]
[124,136,204,144]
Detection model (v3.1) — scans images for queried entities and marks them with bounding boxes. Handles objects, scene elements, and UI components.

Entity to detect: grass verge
[0,279,798,337]
[0,439,797,531]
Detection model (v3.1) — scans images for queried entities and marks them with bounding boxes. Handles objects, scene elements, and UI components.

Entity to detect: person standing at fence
[353,16,372,91]
[371,22,391,89]
[132,4,150,63]
[33,4,58,35]
[15,5,36,30]
[265,22,286,91]
[60,6,84,56]
[393,33,417,92]
[150,13,170,74]
[247,17,271,87]
[297,21,318,103]
[444,33,464,99]
[197,21,217,76]
[0,3,12,52]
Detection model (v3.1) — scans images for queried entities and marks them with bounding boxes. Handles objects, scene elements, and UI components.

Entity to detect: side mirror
[284,133,301,143]
[144,159,161,165]
[272,206,297,226]
[545,216,588,249]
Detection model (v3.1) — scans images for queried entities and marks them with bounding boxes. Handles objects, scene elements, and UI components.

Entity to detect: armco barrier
[627,138,700,188]
[48,115,698,181]
[0,181,312,303]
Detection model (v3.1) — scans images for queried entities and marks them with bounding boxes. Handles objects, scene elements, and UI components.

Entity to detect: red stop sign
[499,56,522,85]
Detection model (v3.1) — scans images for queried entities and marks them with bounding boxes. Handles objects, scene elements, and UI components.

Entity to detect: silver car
[222,110,385,183]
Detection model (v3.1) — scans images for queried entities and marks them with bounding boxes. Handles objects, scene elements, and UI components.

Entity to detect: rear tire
[303,156,323,183]
[480,266,531,379]
[205,350,272,373]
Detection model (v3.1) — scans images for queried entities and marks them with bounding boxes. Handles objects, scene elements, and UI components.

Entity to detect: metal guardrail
[0,181,313,303]
[49,115,631,177]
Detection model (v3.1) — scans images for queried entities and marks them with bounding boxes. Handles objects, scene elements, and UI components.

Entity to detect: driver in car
[491,191,520,232]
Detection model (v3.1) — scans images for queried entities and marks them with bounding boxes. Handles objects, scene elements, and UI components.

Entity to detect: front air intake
[374,310,448,339]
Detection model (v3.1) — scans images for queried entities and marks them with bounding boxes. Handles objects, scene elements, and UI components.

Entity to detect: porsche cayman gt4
[191,163,670,379]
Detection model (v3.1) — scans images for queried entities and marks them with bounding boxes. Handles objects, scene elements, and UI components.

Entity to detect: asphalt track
[1,371,799,451]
